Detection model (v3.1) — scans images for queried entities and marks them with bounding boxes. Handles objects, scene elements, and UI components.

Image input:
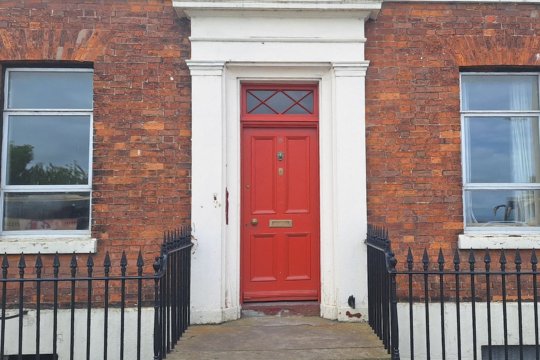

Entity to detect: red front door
[241,84,320,302]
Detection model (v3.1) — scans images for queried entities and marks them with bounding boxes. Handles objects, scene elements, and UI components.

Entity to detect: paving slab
[167,316,390,360]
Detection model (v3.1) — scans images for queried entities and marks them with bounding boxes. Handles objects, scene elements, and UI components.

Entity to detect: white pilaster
[331,62,370,321]
[187,60,231,324]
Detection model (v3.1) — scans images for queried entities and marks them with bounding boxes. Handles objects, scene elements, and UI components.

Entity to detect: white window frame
[1,68,93,236]
[460,72,540,234]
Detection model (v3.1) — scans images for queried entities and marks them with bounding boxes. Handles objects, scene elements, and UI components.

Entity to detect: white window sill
[459,233,540,249]
[0,236,97,254]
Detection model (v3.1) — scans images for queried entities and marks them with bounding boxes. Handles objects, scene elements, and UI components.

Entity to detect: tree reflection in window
[8,144,88,185]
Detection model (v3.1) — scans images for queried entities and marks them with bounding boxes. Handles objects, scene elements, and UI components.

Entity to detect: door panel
[250,233,278,282]
[285,135,311,213]
[251,136,277,214]
[284,233,312,281]
[241,126,319,302]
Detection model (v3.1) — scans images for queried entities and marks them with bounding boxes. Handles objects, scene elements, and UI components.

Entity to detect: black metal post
[154,255,163,360]
[388,250,400,360]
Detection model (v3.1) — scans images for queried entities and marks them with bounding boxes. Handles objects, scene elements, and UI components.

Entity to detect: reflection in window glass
[466,117,540,183]
[6,115,90,185]
[465,190,540,227]
[8,71,93,110]
[2,68,93,233]
[462,75,539,111]
[461,73,540,230]
[3,192,90,231]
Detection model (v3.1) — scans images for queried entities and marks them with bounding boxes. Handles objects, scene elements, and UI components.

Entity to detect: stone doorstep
[241,301,320,317]
[169,316,390,360]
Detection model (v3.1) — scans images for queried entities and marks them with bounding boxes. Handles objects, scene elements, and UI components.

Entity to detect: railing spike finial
[531,249,538,270]
[438,248,445,271]
[468,248,475,270]
[137,249,144,267]
[2,253,9,278]
[103,251,111,274]
[53,253,60,278]
[515,249,522,263]
[153,256,162,275]
[53,252,60,268]
[484,248,491,270]
[422,248,429,271]
[453,248,461,271]
[35,253,43,276]
[407,247,414,270]
[500,249,507,266]
[87,254,94,276]
[514,249,522,272]
[388,250,398,272]
[70,253,78,276]
[18,253,26,275]
[120,251,128,275]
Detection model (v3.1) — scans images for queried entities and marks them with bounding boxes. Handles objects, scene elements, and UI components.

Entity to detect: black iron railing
[367,225,540,360]
[0,227,192,360]
[366,225,400,360]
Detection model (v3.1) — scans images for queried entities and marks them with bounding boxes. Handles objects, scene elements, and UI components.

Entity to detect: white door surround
[174,0,382,324]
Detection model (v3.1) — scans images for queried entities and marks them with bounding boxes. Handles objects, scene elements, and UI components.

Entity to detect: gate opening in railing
[367,225,540,360]
[0,227,192,360]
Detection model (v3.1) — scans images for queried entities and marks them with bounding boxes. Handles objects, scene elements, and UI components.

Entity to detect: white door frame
[177,1,381,324]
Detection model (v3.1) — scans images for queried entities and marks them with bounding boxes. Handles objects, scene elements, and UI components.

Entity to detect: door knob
[251,218,259,226]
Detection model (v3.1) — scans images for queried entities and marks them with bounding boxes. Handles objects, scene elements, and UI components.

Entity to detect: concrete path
[167,316,390,360]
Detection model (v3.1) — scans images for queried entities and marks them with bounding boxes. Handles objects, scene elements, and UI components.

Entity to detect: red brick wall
[0,0,191,271]
[365,2,540,262]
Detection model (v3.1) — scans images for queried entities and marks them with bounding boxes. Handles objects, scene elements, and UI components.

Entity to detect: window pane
[462,75,539,111]
[246,89,314,115]
[247,91,276,114]
[465,190,540,227]
[266,91,295,113]
[466,116,540,183]
[8,70,93,109]
[3,192,90,231]
[6,115,90,185]
[284,90,313,114]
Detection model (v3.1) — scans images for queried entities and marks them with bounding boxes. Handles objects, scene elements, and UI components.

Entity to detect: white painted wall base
[190,306,241,325]
[0,308,154,360]
[397,302,540,360]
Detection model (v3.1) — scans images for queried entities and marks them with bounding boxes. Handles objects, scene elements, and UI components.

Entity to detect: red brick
[0,0,191,270]
[366,2,540,264]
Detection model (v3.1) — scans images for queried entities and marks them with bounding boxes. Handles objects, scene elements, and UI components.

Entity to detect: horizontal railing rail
[0,226,192,360]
